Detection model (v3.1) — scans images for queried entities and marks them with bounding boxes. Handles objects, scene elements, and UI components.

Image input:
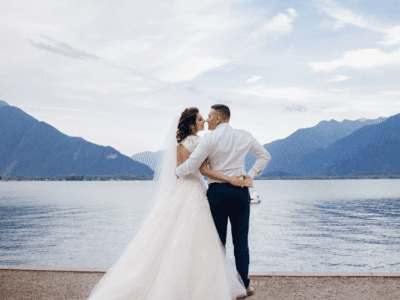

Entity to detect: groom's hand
[230,176,247,188]
[241,174,253,188]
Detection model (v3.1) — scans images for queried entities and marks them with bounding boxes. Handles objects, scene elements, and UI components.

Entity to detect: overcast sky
[1,0,400,156]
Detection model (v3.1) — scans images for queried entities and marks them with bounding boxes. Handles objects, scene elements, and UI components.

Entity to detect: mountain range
[2,99,399,178]
[0,101,154,177]
[131,151,162,171]
[132,115,400,177]
[295,114,400,176]
[245,117,388,175]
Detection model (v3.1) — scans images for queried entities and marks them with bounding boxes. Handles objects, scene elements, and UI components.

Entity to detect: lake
[1,179,400,272]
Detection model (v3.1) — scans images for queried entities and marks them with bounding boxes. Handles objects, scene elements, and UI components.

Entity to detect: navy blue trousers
[206,182,251,288]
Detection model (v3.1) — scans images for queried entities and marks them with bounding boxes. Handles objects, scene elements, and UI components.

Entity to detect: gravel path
[1,269,400,299]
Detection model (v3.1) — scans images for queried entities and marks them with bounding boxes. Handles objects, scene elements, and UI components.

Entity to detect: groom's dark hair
[211,104,230,121]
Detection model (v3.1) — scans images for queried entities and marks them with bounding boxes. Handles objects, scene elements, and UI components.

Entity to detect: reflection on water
[1,180,400,271]
[1,203,56,252]
[287,197,400,271]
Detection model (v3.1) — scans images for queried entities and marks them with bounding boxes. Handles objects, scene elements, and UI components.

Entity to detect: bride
[87,107,250,300]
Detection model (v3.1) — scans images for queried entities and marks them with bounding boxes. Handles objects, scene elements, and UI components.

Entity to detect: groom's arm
[175,137,210,178]
[247,137,271,179]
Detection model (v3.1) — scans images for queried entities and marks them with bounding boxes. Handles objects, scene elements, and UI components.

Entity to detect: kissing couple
[88,104,271,300]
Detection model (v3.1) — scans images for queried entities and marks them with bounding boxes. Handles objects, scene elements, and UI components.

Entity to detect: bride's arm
[177,146,249,187]
[200,160,251,188]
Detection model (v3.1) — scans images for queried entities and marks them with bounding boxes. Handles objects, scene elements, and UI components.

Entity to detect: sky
[1,0,400,156]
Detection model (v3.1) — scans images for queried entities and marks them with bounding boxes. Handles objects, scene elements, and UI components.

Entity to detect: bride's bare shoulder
[177,143,191,166]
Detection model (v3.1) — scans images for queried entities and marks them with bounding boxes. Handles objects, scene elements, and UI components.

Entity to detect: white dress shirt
[175,123,271,184]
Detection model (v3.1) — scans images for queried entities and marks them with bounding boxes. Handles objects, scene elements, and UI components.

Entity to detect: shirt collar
[215,122,230,130]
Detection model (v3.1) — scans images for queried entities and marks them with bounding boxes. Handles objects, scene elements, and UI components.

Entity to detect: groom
[175,104,271,297]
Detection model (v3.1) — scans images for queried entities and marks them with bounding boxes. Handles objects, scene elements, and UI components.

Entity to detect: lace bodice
[178,135,206,195]
[180,135,201,153]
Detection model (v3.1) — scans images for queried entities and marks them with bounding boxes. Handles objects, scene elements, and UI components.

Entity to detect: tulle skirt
[87,178,246,300]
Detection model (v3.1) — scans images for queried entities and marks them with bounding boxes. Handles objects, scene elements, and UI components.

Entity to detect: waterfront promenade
[1,265,400,299]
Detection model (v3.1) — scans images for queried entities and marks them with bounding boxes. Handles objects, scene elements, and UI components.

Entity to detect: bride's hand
[241,174,253,188]
[228,176,248,188]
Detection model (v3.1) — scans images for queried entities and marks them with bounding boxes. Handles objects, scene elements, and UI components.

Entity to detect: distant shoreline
[0,174,153,182]
[1,174,400,181]
[255,175,400,180]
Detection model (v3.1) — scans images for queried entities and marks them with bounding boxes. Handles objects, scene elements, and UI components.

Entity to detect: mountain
[131,151,163,171]
[0,100,9,107]
[322,133,400,176]
[129,116,389,176]
[0,103,154,177]
[258,171,300,178]
[245,117,387,175]
[296,113,400,176]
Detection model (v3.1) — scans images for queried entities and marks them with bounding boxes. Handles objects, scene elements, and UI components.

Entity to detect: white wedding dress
[88,135,246,300]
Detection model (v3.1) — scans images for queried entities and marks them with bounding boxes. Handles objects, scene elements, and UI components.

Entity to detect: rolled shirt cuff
[247,171,256,179]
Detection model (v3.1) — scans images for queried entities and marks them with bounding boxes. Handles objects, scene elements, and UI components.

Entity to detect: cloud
[308,47,400,72]
[381,90,400,96]
[316,0,369,30]
[235,83,316,101]
[283,104,307,112]
[251,8,298,39]
[57,115,76,121]
[16,1,275,84]
[3,0,400,156]
[309,1,400,73]
[53,90,97,103]
[153,55,228,82]
[207,96,232,105]
[28,35,160,82]
[379,26,400,46]
[245,75,262,84]
[327,75,351,82]
[91,0,267,83]
[316,0,400,46]
[29,35,100,60]
[22,104,115,115]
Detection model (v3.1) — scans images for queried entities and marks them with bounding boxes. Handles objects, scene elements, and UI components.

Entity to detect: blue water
[1,180,400,271]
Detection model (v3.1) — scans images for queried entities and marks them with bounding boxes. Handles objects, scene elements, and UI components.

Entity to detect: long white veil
[100,116,179,266]
[141,116,179,222]
[88,116,180,298]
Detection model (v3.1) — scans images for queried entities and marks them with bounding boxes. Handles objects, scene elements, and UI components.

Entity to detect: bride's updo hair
[177,107,199,143]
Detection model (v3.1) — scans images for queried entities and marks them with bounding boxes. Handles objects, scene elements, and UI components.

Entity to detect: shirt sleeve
[175,136,210,177]
[247,137,271,179]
